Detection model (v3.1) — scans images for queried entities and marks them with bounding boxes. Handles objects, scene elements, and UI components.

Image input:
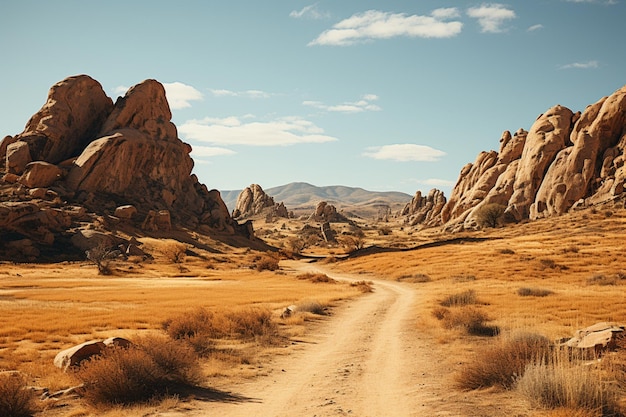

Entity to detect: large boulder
[9,75,113,164]
[19,161,62,188]
[54,340,106,371]
[401,188,446,227]
[5,141,31,174]
[563,322,625,351]
[233,184,288,219]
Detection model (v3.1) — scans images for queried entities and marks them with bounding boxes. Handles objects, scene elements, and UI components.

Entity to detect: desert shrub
[338,235,365,252]
[76,340,201,405]
[161,242,187,263]
[516,349,622,415]
[440,289,479,307]
[285,237,306,255]
[296,300,328,315]
[296,273,336,284]
[378,226,393,236]
[164,307,279,346]
[499,248,516,255]
[517,287,554,297]
[475,203,506,228]
[456,332,551,390]
[587,273,621,286]
[350,280,374,293]
[431,306,449,321]
[441,307,498,336]
[85,243,118,275]
[0,372,36,417]
[397,273,431,283]
[256,252,280,271]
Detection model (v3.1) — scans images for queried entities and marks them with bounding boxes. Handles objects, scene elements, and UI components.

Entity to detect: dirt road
[173,261,525,417]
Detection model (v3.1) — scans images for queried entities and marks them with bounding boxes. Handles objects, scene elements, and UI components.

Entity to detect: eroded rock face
[436,84,626,230]
[401,189,446,227]
[0,75,249,256]
[308,201,350,223]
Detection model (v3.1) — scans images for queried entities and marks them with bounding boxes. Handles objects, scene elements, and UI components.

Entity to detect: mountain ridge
[221,182,413,214]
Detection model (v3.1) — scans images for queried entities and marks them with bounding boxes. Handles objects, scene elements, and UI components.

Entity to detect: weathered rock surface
[400,188,446,227]
[430,84,626,230]
[54,340,106,371]
[309,201,350,223]
[0,75,252,259]
[233,184,289,219]
[563,322,625,351]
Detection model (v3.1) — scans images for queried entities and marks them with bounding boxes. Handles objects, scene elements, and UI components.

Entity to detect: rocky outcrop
[308,201,351,223]
[233,184,288,219]
[400,189,446,227]
[0,75,252,258]
[435,84,626,230]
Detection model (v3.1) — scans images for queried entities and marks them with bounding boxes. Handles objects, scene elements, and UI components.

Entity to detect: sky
[1,1,625,197]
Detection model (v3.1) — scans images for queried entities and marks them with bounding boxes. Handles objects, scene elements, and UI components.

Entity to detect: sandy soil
[163,260,531,417]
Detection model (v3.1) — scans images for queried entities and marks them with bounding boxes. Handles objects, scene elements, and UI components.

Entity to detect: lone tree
[475,203,507,228]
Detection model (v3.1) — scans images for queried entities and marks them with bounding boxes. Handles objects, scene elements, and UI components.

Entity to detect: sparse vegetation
[0,372,36,417]
[75,339,202,405]
[296,300,328,315]
[517,287,554,297]
[516,349,622,416]
[440,289,479,307]
[587,273,625,286]
[455,332,551,390]
[161,242,187,263]
[350,280,374,293]
[86,243,118,275]
[255,251,281,271]
[296,272,336,283]
[438,306,498,336]
[475,203,506,228]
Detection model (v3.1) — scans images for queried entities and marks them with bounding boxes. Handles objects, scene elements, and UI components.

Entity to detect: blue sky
[1,1,625,196]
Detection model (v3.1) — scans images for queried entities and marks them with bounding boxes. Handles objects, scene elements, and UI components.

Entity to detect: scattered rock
[114,205,137,220]
[19,161,62,188]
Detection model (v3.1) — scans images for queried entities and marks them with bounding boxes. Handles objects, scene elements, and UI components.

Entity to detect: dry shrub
[455,332,551,390]
[517,287,554,297]
[296,273,336,284]
[499,248,516,255]
[451,274,476,282]
[350,280,374,293]
[0,372,36,417]
[75,339,202,405]
[161,242,187,264]
[163,307,279,347]
[441,307,498,336]
[431,306,449,321]
[256,252,280,271]
[440,289,479,307]
[516,349,622,416]
[397,273,431,283]
[587,273,624,286]
[296,300,328,316]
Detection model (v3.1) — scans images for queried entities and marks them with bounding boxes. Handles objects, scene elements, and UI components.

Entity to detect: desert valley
[0,75,625,417]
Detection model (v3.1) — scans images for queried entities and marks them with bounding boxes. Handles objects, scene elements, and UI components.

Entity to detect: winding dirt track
[172,261,523,417]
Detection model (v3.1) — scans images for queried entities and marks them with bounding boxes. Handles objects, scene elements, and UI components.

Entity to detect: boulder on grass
[563,322,625,351]
[54,340,105,371]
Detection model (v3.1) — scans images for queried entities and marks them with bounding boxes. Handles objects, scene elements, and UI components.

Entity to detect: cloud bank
[179,116,338,146]
[163,82,203,109]
[309,8,463,46]
[363,144,446,162]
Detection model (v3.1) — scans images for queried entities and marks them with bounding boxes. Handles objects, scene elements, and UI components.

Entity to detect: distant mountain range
[221,182,413,217]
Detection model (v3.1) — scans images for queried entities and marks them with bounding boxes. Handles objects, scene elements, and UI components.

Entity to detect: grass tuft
[455,332,551,390]
[296,273,336,284]
[350,280,374,293]
[440,289,479,307]
[517,287,554,297]
[0,372,36,417]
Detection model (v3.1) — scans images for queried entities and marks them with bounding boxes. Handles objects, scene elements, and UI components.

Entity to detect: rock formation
[232,184,289,219]
[430,84,626,231]
[0,75,252,260]
[308,201,351,223]
[400,189,446,227]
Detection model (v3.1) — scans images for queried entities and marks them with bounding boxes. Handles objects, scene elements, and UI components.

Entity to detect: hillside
[222,182,412,218]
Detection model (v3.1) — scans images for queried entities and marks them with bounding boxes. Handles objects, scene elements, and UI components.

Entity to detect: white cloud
[190,145,235,158]
[179,116,338,146]
[113,85,128,96]
[559,60,600,69]
[309,9,463,46]
[527,24,544,32]
[363,144,446,162]
[163,82,203,109]
[290,3,330,19]
[467,4,516,33]
[209,88,272,99]
[303,94,381,113]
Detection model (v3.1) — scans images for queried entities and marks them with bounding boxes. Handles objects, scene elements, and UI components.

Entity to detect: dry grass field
[1,202,625,416]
